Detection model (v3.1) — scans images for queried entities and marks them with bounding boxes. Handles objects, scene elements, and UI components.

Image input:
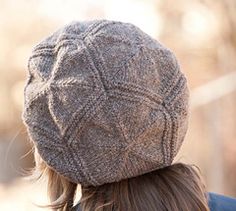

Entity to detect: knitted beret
[22,20,189,187]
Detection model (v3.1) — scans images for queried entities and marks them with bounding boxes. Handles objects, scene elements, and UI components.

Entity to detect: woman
[22,20,236,211]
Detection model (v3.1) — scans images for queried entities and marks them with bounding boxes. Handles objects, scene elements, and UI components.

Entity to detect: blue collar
[208,192,236,211]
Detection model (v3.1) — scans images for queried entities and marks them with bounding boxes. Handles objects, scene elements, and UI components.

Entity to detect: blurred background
[0,0,236,210]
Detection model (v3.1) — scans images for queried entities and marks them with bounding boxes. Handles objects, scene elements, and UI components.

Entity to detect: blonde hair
[80,163,210,211]
[32,148,77,211]
[32,148,210,211]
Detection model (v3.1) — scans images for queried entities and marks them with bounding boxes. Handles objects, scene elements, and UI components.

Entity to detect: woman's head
[33,152,209,211]
[81,163,209,211]
[22,20,206,211]
[22,20,189,186]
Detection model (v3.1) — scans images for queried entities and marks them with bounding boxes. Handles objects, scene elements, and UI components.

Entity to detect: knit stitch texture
[22,20,189,186]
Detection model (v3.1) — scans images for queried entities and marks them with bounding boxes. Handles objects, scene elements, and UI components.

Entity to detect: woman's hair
[33,149,210,211]
[32,148,78,211]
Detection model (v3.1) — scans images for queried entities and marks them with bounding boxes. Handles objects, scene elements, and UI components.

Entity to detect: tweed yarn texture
[22,20,189,187]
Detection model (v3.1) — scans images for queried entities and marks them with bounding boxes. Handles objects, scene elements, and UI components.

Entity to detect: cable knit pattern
[22,20,189,186]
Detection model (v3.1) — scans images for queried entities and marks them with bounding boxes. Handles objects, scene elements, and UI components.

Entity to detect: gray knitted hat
[22,20,189,187]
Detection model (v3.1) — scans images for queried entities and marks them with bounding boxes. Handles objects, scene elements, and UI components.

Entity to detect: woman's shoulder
[72,192,236,211]
[208,192,236,211]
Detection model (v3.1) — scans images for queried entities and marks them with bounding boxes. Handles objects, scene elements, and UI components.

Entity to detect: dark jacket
[73,192,236,211]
